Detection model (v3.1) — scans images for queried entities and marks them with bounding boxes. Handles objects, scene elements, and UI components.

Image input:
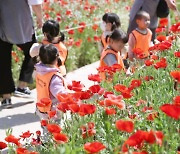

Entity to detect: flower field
[2,0,180,154]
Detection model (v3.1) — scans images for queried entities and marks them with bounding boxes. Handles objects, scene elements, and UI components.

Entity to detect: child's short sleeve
[103,53,117,66]
[29,43,42,58]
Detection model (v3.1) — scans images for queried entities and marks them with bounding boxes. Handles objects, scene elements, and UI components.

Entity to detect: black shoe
[14,87,32,98]
[1,98,12,108]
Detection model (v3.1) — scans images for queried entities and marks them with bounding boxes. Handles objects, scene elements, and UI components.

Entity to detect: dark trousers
[0,35,36,94]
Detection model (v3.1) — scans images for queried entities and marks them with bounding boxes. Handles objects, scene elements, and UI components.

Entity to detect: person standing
[127,0,177,41]
[0,0,43,108]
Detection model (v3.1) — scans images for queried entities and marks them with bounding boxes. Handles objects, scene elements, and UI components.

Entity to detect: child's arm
[103,53,117,66]
[28,0,43,28]
[50,76,67,99]
[128,33,136,61]
[29,43,42,58]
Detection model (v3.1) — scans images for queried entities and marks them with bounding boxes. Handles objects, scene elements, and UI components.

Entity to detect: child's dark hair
[110,29,128,44]
[102,13,109,22]
[39,44,62,66]
[135,10,149,20]
[42,20,65,43]
[106,13,121,31]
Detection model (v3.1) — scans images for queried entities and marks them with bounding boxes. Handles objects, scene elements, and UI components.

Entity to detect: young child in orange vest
[30,20,68,76]
[35,44,67,120]
[128,11,152,61]
[99,29,128,80]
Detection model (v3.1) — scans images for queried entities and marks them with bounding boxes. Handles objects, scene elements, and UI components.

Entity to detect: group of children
[31,10,152,120]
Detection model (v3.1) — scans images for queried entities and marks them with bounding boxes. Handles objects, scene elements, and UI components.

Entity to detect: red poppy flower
[67,81,85,91]
[81,122,96,139]
[144,76,154,81]
[74,39,82,47]
[29,152,39,154]
[68,103,80,113]
[57,102,69,113]
[158,41,172,51]
[41,119,48,126]
[123,130,146,148]
[92,24,99,31]
[160,104,180,120]
[155,131,164,146]
[154,58,167,69]
[114,84,133,99]
[19,131,33,140]
[170,22,180,33]
[94,35,100,42]
[88,74,101,82]
[84,141,106,153]
[133,48,145,58]
[53,133,68,143]
[46,124,61,133]
[157,35,166,42]
[159,18,168,27]
[116,120,134,133]
[111,64,123,72]
[132,151,148,154]
[173,96,180,105]
[0,141,7,150]
[136,99,147,106]
[36,130,41,136]
[142,106,153,112]
[170,70,180,82]
[103,91,114,98]
[47,110,56,119]
[144,59,154,66]
[145,130,156,144]
[79,104,96,116]
[151,54,159,60]
[66,9,72,16]
[80,90,93,100]
[5,135,20,146]
[130,79,142,89]
[68,29,74,35]
[104,94,125,109]
[36,98,51,108]
[156,27,165,33]
[147,112,159,121]
[105,107,116,115]
[16,147,29,154]
[89,85,101,93]
[174,51,180,58]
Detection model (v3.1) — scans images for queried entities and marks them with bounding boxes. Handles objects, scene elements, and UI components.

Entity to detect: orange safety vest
[36,71,65,113]
[132,28,152,59]
[99,47,125,80]
[42,40,68,76]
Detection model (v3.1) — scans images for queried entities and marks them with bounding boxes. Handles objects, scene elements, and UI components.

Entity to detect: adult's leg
[17,34,37,85]
[150,28,156,43]
[0,39,14,95]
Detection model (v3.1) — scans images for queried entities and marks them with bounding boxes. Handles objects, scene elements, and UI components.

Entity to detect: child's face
[137,15,150,29]
[105,22,112,31]
[110,39,125,52]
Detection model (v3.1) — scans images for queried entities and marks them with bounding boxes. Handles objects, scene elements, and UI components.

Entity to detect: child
[35,44,67,121]
[30,20,68,76]
[100,13,121,53]
[99,29,128,80]
[128,11,152,61]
